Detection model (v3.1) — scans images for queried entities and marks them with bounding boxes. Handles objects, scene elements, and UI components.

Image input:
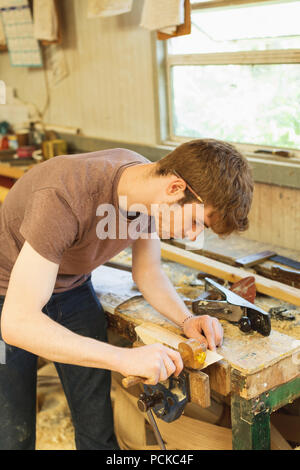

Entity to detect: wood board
[135,322,223,371]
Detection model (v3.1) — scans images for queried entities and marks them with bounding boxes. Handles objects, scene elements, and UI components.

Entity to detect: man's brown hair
[156,139,254,236]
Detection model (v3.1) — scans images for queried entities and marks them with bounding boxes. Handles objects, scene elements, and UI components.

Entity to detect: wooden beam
[161,242,300,306]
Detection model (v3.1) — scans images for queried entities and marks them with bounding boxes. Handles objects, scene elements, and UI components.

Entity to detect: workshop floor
[36,362,75,450]
[36,360,300,450]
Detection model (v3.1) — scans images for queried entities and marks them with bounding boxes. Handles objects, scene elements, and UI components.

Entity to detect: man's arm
[0,242,183,384]
[132,238,223,351]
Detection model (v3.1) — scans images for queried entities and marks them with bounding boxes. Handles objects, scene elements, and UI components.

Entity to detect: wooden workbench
[91,245,300,450]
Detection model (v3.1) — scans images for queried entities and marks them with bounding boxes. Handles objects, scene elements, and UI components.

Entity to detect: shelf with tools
[0,162,35,203]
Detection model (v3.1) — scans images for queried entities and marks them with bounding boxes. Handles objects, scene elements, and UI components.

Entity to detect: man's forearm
[2,309,123,371]
[134,267,193,328]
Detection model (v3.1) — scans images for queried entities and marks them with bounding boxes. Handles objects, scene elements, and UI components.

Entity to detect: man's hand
[183,315,223,351]
[119,344,184,385]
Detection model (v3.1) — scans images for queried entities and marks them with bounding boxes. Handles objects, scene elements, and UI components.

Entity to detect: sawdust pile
[36,363,75,450]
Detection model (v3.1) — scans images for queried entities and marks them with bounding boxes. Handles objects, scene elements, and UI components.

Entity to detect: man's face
[149,171,217,242]
[153,202,215,241]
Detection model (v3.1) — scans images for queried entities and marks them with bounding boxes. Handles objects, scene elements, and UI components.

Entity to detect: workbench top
[92,246,300,400]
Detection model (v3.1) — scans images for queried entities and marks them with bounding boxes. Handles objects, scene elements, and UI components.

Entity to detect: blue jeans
[0,277,120,450]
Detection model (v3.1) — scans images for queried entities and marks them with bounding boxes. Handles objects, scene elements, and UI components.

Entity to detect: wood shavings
[36,364,75,450]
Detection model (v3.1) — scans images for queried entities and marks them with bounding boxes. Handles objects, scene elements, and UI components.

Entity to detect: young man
[0,139,253,450]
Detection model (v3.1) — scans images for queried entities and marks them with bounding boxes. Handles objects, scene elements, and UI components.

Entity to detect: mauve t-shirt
[0,148,154,296]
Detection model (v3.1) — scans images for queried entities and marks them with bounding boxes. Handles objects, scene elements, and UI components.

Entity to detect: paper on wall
[0,12,6,46]
[33,0,58,42]
[87,0,133,18]
[140,0,185,32]
[0,0,42,67]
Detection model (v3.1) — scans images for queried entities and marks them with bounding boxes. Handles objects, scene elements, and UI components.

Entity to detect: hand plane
[191,278,271,336]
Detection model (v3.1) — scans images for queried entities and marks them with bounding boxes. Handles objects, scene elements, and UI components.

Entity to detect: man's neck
[117,162,158,213]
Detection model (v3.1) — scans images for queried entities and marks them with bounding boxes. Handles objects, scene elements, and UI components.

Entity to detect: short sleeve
[19,188,78,264]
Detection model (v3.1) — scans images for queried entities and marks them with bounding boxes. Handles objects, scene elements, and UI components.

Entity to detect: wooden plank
[161,242,300,306]
[135,323,223,370]
[154,414,232,450]
[189,370,211,408]
[205,360,231,396]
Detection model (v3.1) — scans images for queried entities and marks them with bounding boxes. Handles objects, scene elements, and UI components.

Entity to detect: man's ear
[166,177,186,197]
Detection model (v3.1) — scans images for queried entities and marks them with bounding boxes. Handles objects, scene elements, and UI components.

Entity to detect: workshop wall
[245,183,300,251]
[0,0,158,144]
[0,1,298,251]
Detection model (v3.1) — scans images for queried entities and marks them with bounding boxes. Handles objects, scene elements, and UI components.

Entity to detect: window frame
[161,0,300,159]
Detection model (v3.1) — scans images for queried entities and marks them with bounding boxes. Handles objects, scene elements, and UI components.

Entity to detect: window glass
[171,64,300,149]
[168,2,300,54]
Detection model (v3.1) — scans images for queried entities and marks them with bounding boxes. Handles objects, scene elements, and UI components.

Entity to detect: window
[164,0,300,151]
